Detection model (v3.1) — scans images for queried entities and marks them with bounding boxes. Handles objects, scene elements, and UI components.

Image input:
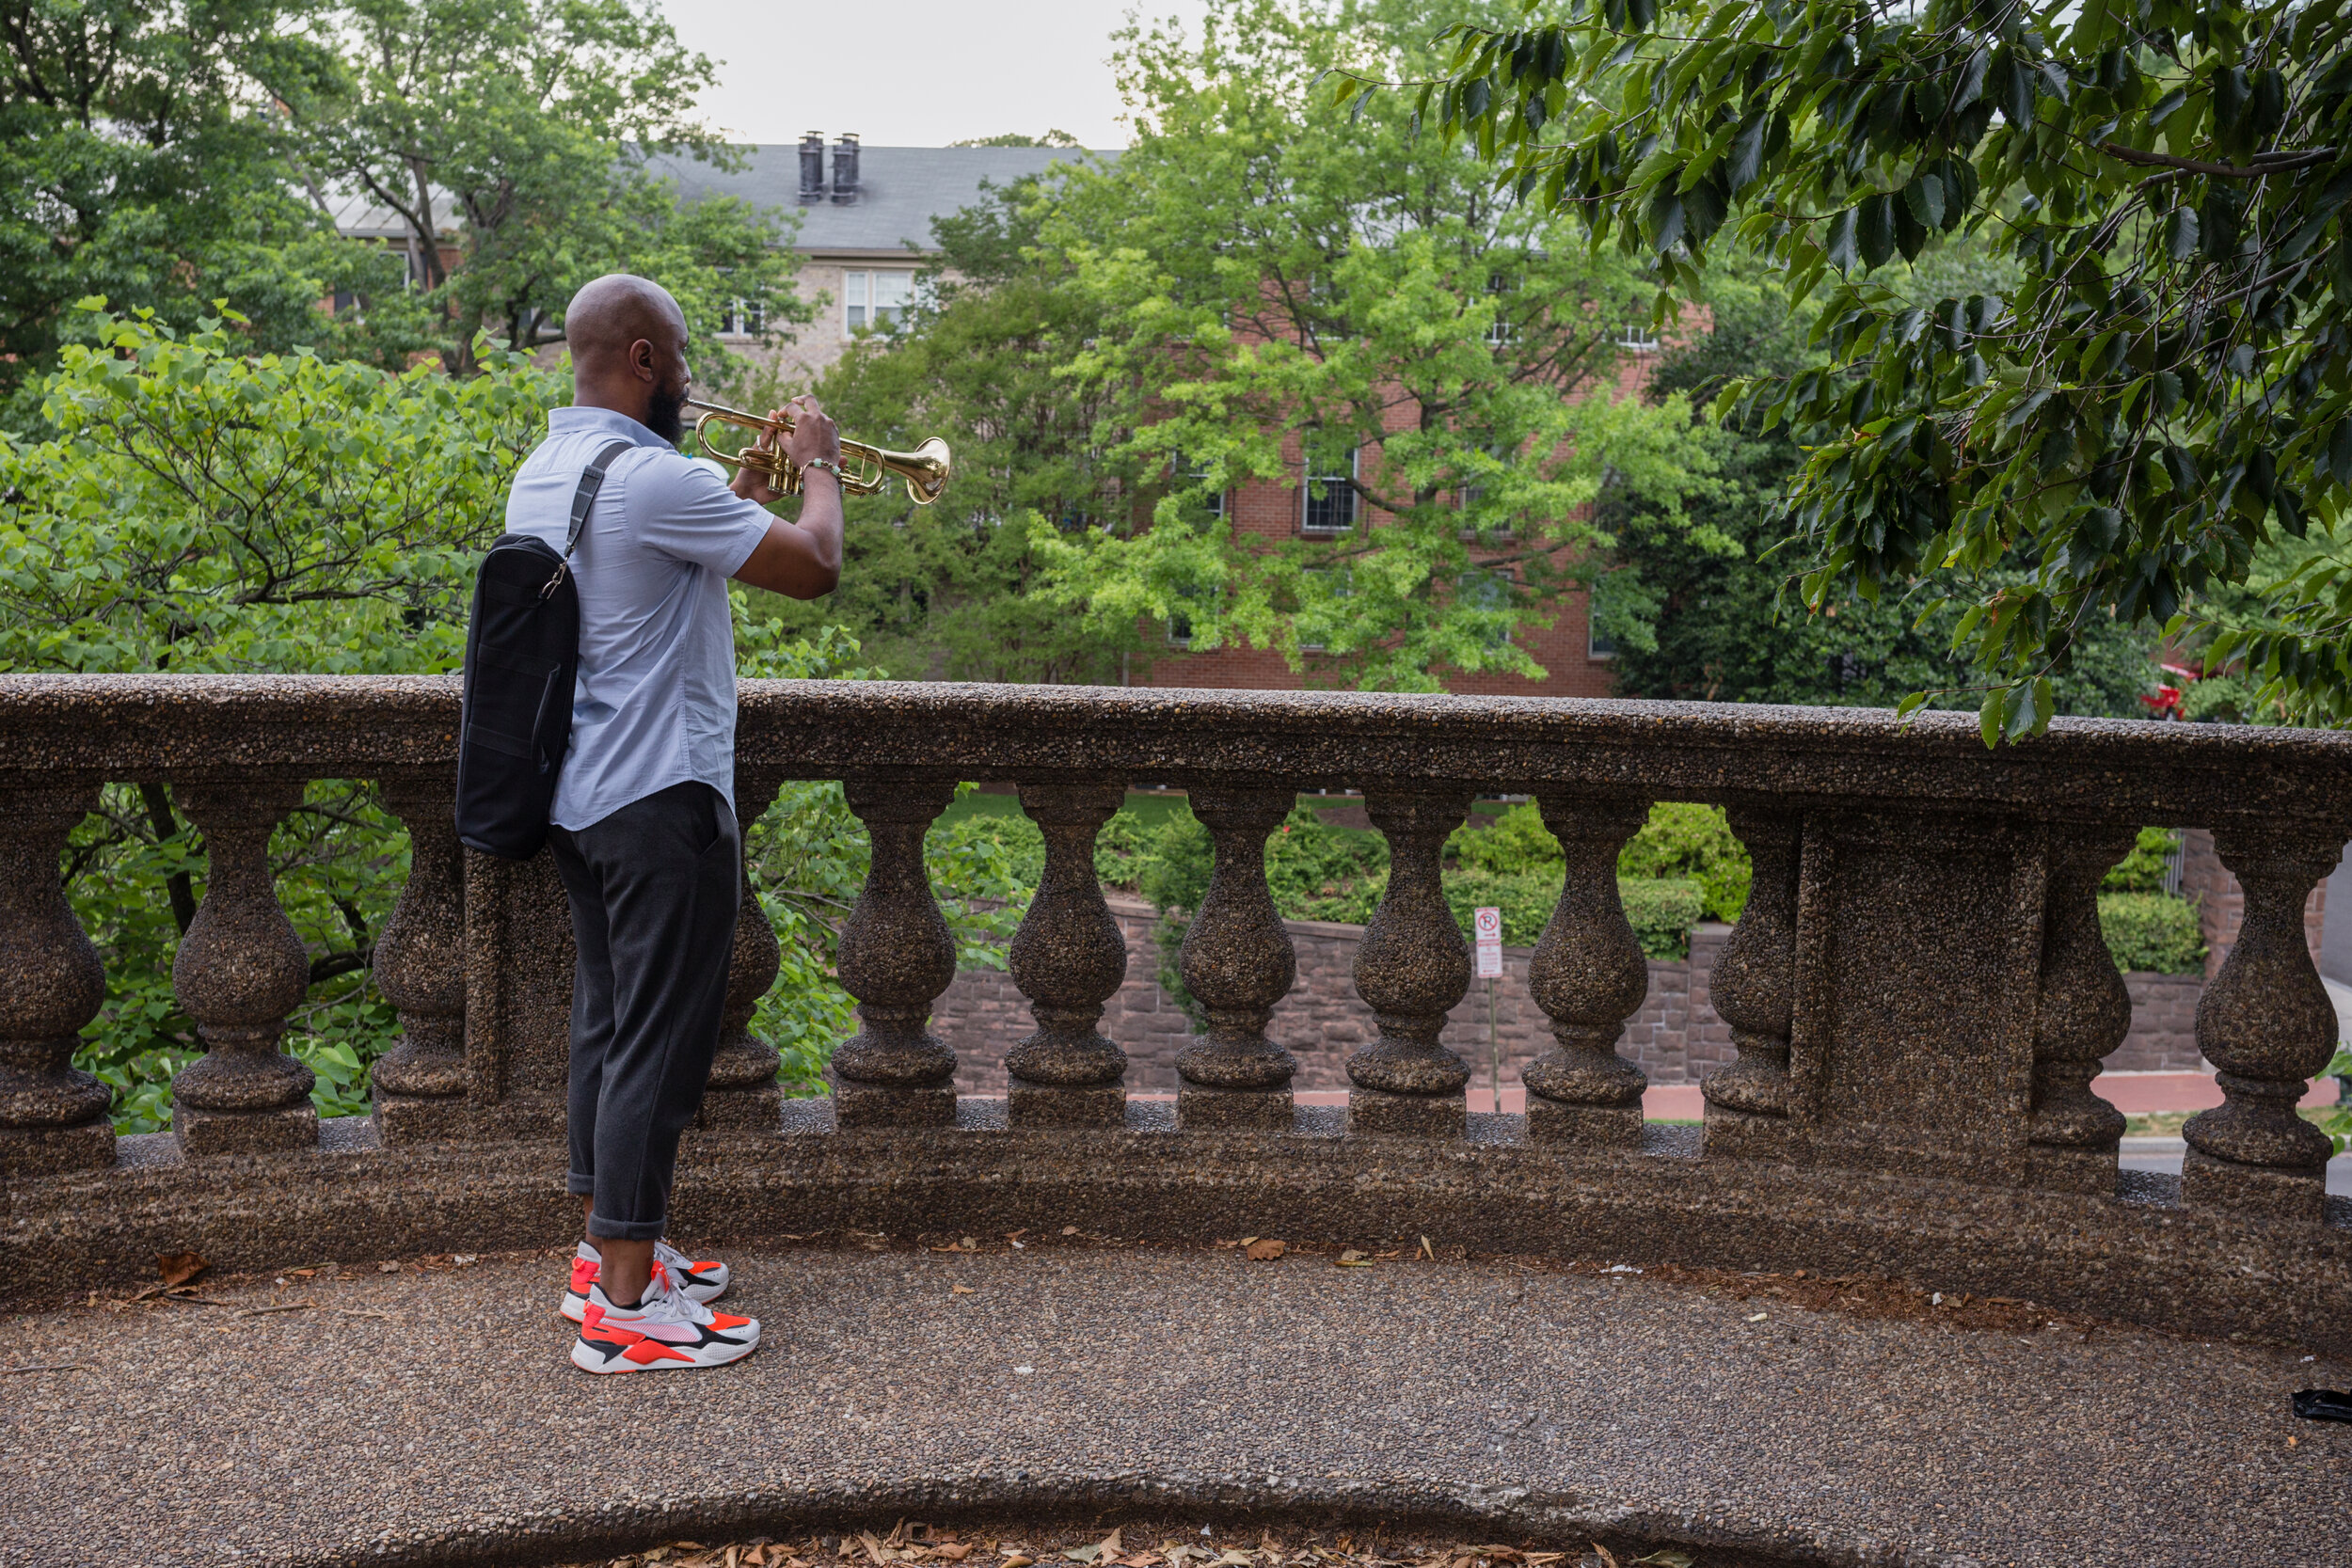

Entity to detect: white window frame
[844,268,916,332]
[720,297,766,339]
[1301,447,1359,534]
[1484,272,1519,346]
[1175,453,1225,519]
[1615,322,1661,354]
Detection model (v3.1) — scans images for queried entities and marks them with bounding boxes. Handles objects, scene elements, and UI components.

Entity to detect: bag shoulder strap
[540,437,637,599]
[565,438,638,559]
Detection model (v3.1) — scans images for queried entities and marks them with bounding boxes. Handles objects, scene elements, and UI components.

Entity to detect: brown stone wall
[944,900,2208,1093]
[2105,972,2206,1073]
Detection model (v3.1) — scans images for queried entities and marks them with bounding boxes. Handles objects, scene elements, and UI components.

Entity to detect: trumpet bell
[861,436,951,506]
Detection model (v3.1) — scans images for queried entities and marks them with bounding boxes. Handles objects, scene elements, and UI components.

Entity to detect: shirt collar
[548,404,675,450]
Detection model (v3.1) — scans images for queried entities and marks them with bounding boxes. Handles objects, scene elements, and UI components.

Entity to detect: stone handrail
[3,673,2349,1259]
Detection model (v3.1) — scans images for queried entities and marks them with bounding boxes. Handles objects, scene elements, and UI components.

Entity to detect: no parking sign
[1473,905,1503,978]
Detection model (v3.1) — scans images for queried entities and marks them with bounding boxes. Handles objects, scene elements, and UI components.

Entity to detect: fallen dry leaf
[378,1260,401,1274]
[1589,1547,1618,1568]
[951,1285,975,1296]
[1629,1553,1692,1568]
[157,1251,208,1288]
[999,1557,1035,1568]
[1244,1239,1286,1261]
[1059,1226,1079,1236]
[935,1547,973,1561]
[1335,1250,1373,1268]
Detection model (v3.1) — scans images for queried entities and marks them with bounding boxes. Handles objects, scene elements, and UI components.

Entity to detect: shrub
[1616,802,1752,923]
[1094,809,1155,888]
[1618,879,1708,960]
[1450,800,1752,923]
[1448,803,1561,876]
[2098,893,2206,974]
[2102,826,2180,894]
[1444,867,1559,946]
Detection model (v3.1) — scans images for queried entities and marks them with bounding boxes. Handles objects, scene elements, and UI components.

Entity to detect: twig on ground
[0,1363,83,1375]
[235,1301,317,1318]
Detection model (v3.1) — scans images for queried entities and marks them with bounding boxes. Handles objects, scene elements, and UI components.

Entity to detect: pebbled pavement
[7,1243,2350,1568]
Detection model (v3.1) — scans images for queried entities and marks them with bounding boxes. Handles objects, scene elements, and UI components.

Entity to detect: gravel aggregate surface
[8,1242,2350,1568]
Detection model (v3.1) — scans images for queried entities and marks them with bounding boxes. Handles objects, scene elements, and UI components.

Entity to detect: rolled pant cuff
[566,1172,595,1196]
[587,1212,666,1243]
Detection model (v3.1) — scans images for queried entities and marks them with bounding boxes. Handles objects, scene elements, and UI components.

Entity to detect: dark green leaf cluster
[1390,0,2352,736]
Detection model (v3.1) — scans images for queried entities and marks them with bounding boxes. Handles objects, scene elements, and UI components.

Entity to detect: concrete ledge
[8,1099,2350,1352]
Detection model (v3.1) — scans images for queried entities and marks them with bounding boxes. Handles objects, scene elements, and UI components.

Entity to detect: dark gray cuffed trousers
[548,779,740,1242]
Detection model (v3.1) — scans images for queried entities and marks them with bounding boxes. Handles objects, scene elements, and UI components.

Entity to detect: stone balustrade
[3,674,2349,1281]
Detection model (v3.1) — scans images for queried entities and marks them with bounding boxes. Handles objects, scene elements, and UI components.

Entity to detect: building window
[1460,568,1514,649]
[1175,453,1225,519]
[845,269,914,331]
[1457,442,1512,539]
[1302,448,1359,534]
[1484,273,1518,346]
[1589,619,1618,659]
[721,298,766,338]
[1615,322,1661,354]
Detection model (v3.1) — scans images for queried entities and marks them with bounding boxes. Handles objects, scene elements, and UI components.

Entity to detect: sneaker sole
[570,1333,760,1374]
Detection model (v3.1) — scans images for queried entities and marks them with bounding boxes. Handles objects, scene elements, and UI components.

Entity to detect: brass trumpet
[683,398,951,506]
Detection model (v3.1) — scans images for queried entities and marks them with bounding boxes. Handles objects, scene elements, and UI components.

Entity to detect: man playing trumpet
[501,272,840,1373]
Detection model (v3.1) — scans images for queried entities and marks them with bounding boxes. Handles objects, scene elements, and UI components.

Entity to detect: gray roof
[645,144,1113,255]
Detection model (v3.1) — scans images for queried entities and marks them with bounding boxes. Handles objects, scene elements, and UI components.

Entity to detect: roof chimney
[798,132,826,204]
[831,133,861,205]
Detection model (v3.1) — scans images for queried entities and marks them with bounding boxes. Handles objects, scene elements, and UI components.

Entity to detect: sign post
[1473,907,1503,1114]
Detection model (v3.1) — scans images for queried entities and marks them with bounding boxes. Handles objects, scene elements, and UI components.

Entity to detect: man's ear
[628,338,658,382]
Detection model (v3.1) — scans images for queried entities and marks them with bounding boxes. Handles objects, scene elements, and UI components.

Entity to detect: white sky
[659,0,1210,150]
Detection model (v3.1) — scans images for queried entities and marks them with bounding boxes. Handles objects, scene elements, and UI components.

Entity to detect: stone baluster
[169,781,318,1155]
[1701,804,1803,1160]
[1347,788,1474,1136]
[1007,782,1131,1128]
[1522,793,1652,1147]
[2025,825,2135,1193]
[2182,824,2344,1223]
[703,767,790,1132]
[0,784,114,1174]
[370,772,470,1143]
[831,777,961,1128]
[1175,787,1299,1131]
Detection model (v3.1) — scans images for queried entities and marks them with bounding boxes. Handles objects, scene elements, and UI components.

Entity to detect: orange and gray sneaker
[570,1263,760,1374]
[560,1239,728,1323]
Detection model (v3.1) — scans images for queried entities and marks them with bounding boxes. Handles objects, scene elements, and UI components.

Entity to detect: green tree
[765,176,1151,683]
[0,0,374,413]
[300,0,806,377]
[0,306,556,673]
[1394,0,2352,736]
[1021,0,1718,691]
[1602,261,2159,716]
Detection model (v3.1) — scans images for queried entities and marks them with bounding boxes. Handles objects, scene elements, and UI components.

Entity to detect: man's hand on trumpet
[730,393,843,506]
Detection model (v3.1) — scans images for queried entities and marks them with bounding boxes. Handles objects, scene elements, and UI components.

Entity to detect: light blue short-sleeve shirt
[504,406,774,832]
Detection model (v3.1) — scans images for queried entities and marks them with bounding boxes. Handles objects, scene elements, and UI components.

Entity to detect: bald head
[566,274,692,440]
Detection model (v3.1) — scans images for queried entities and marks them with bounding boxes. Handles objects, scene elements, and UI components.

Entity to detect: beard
[645,381,689,445]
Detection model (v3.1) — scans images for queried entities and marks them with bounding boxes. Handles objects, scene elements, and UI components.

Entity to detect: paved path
[8,1244,2350,1568]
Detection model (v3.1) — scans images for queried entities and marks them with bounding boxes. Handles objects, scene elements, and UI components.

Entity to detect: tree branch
[2097,142,2338,179]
